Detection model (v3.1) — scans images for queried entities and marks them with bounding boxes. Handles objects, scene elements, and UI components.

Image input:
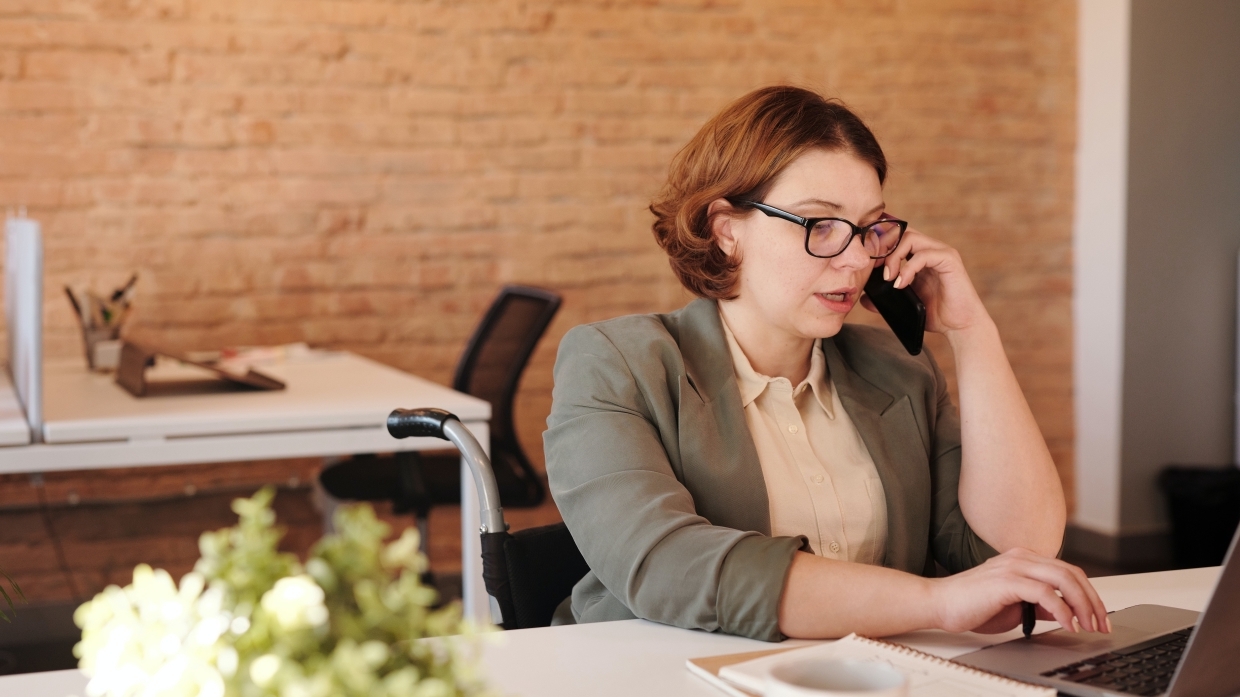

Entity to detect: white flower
[260,575,329,631]
[217,646,238,678]
[75,494,483,697]
[75,567,233,697]
[250,653,282,687]
[229,616,250,635]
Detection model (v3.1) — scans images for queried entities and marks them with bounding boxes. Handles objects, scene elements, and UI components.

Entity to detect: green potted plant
[74,488,487,697]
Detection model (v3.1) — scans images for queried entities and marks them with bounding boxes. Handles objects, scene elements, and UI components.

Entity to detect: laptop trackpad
[954,605,1200,677]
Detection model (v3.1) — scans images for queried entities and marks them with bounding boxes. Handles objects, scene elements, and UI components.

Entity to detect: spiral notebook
[688,633,1054,697]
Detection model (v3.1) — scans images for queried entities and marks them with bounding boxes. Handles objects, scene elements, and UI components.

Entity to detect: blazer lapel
[670,303,933,563]
[823,336,931,574]
[673,299,772,535]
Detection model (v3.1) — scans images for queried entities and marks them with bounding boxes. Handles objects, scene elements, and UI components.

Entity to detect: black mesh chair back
[319,285,561,525]
[453,286,561,507]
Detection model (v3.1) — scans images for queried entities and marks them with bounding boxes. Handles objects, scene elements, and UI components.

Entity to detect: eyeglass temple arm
[739,200,809,226]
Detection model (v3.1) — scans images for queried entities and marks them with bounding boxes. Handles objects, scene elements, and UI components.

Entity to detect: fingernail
[1106,616,1113,633]
[883,266,891,281]
[893,275,903,289]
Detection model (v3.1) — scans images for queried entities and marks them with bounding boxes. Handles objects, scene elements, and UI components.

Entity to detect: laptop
[954,526,1240,697]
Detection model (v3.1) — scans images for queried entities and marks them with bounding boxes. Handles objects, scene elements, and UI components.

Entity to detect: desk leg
[458,420,491,626]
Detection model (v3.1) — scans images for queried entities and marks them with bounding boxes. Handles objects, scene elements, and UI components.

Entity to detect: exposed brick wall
[0,1,1076,602]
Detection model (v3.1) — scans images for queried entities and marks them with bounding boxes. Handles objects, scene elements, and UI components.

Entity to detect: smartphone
[863,265,925,355]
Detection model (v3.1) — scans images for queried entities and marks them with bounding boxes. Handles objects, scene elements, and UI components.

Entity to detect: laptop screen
[1169,526,1240,697]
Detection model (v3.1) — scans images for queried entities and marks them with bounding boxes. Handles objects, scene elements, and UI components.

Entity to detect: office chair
[387,407,588,630]
[319,285,562,552]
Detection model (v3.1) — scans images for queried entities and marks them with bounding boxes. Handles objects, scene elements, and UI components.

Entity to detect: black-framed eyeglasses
[740,200,908,259]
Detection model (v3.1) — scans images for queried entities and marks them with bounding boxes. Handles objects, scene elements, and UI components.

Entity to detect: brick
[226,26,349,58]
[21,48,134,81]
[0,48,18,78]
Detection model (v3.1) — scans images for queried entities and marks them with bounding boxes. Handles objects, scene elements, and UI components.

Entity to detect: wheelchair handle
[387,408,507,534]
[387,407,454,439]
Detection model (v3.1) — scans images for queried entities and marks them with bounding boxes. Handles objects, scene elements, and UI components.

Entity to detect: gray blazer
[543,298,997,641]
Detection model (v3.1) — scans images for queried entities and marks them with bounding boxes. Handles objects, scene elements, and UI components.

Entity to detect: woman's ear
[708,198,740,256]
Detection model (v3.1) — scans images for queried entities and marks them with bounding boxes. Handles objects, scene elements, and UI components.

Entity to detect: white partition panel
[4,214,42,442]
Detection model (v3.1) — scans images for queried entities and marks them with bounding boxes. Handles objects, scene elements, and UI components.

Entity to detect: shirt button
[812,474,825,484]
[829,541,841,554]
[787,424,799,434]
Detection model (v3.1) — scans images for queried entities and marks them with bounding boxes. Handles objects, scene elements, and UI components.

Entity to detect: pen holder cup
[82,326,123,372]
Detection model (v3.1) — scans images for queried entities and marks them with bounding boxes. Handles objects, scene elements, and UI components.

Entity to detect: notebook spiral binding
[856,635,1044,692]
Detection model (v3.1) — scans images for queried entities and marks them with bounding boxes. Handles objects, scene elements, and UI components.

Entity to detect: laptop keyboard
[1039,627,1194,696]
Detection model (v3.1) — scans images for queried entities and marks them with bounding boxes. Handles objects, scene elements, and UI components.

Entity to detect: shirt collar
[719,311,836,419]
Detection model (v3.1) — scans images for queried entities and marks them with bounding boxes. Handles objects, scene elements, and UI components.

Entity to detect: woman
[544,86,1107,642]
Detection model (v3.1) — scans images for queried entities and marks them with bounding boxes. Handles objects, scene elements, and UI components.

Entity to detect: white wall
[1072,0,1130,536]
[1119,0,1240,531]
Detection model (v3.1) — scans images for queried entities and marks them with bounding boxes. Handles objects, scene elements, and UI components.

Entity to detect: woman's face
[714,148,885,341]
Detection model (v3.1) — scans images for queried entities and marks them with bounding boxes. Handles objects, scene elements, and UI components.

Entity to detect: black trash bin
[1159,465,1240,568]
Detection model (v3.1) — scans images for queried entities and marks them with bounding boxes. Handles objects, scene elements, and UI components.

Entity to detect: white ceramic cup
[765,659,909,697]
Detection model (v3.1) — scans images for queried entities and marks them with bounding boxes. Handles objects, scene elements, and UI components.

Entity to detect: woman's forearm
[946,319,1066,556]
[780,547,1111,640]
[778,552,936,639]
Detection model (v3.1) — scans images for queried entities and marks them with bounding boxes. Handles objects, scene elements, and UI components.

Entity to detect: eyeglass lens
[809,219,904,258]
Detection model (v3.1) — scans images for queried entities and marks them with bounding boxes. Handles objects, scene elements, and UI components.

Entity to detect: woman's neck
[718,300,815,385]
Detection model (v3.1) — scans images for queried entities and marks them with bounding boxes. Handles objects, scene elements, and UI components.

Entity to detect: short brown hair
[650,86,887,300]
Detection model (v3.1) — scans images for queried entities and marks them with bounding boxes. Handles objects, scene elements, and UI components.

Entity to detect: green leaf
[0,564,26,622]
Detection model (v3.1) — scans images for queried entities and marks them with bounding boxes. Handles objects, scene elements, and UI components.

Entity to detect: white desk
[2,566,1221,696]
[0,352,495,623]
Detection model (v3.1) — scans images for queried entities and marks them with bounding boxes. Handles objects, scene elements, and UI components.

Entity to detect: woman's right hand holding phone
[930,548,1111,635]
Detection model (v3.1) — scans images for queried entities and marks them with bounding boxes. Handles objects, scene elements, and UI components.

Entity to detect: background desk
[0,352,494,622]
[1,566,1221,696]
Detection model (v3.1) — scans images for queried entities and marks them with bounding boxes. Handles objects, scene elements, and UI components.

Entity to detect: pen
[1022,601,1036,639]
[111,273,138,302]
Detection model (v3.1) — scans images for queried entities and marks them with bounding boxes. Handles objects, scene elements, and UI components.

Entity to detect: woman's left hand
[867,229,1069,559]
[863,228,991,337]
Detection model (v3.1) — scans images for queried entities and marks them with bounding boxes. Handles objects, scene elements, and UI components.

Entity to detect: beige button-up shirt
[721,314,888,564]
